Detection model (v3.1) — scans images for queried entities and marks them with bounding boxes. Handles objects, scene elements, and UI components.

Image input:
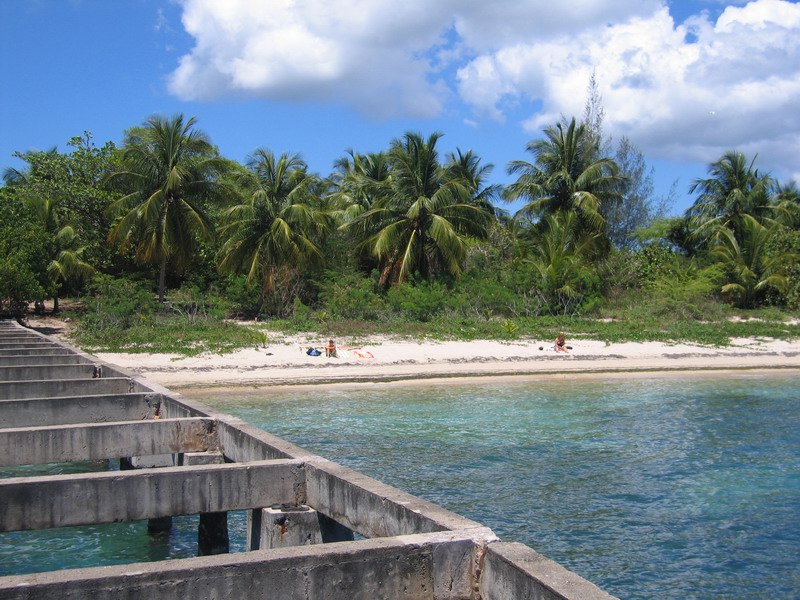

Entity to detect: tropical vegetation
[1,99,798,353]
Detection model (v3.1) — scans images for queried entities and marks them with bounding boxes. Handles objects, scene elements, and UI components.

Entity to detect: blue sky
[2,0,799,216]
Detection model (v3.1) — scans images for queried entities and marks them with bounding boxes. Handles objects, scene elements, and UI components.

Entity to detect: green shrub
[386,281,448,322]
[317,271,389,321]
[78,274,157,335]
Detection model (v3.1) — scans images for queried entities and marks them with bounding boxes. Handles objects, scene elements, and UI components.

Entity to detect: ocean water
[2,373,798,599]
[196,373,800,600]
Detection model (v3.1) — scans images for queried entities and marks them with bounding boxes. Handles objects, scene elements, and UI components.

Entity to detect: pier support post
[183,451,229,556]
[248,504,355,550]
[120,455,174,534]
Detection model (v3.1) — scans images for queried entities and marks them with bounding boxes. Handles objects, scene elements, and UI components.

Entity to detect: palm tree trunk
[158,255,167,303]
[53,296,59,314]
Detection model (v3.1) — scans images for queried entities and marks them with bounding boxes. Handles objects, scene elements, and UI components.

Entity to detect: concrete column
[184,451,229,556]
[249,504,355,550]
[120,455,174,535]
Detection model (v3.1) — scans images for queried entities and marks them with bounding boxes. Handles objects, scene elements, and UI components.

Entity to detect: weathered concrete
[305,460,487,538]
[0,347,76,357]
[0,459,305,531]
[0,363,102,381]
[0,320,619,599]
[0,532,485,600]
[0,376,131,399]
[0,341,60,350]
[0,392,160,428]
[0,417,217,466]
[480,542,616,600]
[0,353,91,366]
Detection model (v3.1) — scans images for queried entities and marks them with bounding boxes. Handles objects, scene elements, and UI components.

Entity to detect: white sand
[92,334,800,390]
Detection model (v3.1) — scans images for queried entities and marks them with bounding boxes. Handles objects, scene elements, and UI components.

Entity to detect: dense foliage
[1,108,798,351]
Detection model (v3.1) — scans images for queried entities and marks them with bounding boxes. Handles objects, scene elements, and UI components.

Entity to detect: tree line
[1,111,798,325]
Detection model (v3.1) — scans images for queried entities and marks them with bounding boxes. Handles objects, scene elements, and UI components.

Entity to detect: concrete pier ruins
[0,319,616,599]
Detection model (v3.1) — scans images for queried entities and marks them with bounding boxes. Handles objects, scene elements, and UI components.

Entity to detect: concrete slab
[0,393,160,428]
[0,377,132,400]
[0,364,100,381]
[480,542,618,600]
[0,459,305,531]
[0,354,91,366]
[0,417,217,466]
[0,531,484,600]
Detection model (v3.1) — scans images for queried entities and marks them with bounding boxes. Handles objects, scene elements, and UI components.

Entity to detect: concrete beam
[0,417,218,466]
[0,393,160,428]
[480,542,618,600]
[0,364,100,381]
[216,418,317,462]
[0,531,484,600]
[306,460,488,539]
[0,347,75,357]
[0,377,132,400]
[0,354,90,366]
[0,341,59,350]
[0,459,305,531]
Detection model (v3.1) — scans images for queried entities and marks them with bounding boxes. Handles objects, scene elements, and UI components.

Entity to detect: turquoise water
[198,373,800,599]
[2,373,798,599]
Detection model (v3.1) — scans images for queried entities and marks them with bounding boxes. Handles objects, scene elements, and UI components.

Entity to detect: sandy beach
[89,334,800,391]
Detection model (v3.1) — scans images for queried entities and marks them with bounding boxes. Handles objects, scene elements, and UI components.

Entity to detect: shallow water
[2,373,798,599]
[197,373,800,599]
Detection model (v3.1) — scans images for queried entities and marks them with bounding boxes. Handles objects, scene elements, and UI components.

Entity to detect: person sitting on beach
[554,332,568,352]
[325,339,337,358]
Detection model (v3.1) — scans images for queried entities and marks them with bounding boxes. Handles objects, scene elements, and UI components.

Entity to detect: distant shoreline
[92,335,800,392]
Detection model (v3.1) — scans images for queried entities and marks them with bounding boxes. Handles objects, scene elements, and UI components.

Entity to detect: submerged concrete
[0,319,617,599]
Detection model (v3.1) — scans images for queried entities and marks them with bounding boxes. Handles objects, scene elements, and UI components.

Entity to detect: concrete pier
[0,319,617,599]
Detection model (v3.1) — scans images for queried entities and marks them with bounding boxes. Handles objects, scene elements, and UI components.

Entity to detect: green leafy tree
[107,114,226,302]
[711,216,795,308]
[346,132,494,286]
[505,117,620,235]
[3,134,118,272]
[218,149,331,313]
[0,190,50,316]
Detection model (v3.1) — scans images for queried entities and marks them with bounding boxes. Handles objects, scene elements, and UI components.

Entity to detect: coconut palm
[687,151,773,243]
[328,150,391,223]
[107,114,225,302]
[218,149,331,299]
[346,132,494,285]
[526,211,602,314]
[710,215,794,308]
[26,195,94,312]
[504,117,620,233]
[769,180,800,229]
[444,148,502,214]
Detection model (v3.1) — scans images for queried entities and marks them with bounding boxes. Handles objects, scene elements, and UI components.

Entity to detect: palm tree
[346,132,494,286]
[217,149,331,301]
[107,114,225,302]
[444,148,502,213]
[504,117,620,234]
[525,211,602,315]
[26,196,94,313]
[328,150,391,223]
[687,151,773,243]
[710,215,794,308]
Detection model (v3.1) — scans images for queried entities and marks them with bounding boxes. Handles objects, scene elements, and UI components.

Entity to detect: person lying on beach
[554,332,568,352]
[325,339,337,358]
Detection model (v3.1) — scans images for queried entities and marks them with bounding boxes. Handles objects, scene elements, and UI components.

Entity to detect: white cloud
[457,0,800,179]
[169,0,800,180]
[169,0,455,117]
